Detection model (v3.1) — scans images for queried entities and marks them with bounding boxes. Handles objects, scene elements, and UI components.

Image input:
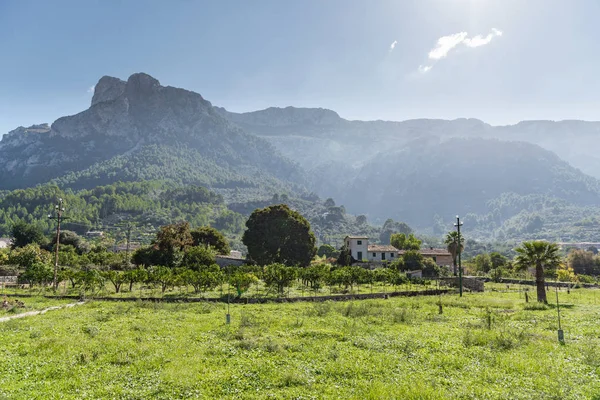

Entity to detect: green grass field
[0,286,599,399]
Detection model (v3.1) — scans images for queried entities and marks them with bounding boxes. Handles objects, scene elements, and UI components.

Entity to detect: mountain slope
[216,106,600,179]
[0,73,304,191]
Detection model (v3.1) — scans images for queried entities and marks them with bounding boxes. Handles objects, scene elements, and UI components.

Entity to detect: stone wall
[440,277,484,292]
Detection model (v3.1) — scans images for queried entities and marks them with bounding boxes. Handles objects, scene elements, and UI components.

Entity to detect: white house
[343,235,369,261]
[345,236,398,262]
[344,235,451,266]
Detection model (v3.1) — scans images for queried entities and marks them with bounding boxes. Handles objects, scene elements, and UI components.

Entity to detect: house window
[357,251,363,260]
[381,252,386,261]
[357,240,362,245]
[390,253,394,258]
[347,241,350,247]
[372,252,376,257]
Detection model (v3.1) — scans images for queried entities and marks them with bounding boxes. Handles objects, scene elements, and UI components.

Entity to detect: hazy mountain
[216,107,600,179]
[217,106,600,239]
[0,73,304,191]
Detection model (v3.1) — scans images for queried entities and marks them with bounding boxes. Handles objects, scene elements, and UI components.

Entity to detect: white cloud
[389,40,398,51]
[428,32,468,60]
[87,85,95,94]
[418,28,503,73]
[463,28,503,48]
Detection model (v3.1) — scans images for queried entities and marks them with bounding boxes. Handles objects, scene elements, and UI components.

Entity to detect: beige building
[367,244,398,262]
[399,247,453,267]
[345,235,452,266]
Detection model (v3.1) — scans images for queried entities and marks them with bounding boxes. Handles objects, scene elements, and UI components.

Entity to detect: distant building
[399,247,453,268]
[215,255,245,268]
[0,238,11,249]
[344,235,452,267]
[229,250,243,259]
[85,231,104,238]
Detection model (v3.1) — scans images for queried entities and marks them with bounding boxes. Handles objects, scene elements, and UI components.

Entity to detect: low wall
[5,289,451,304]
[440,277,484,292]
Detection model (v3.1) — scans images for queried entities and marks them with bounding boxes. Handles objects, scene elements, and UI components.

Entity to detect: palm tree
[445,231,464,276]
[514,241,561,303]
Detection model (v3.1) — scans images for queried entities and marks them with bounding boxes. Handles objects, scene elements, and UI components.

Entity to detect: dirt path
[0,302,85,323]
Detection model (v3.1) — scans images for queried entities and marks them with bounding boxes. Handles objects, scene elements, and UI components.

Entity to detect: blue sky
[1,0,600,136]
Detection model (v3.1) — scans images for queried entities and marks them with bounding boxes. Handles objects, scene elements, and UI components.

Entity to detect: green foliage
[336,245,352,266]
[567,249,600,276]
[179,264,224,294]
[182,246,217,271]
[263,263,298,295]
[10,221,47,249]
[316,244,339,258]
[300,263,331,290]
[0,180,246,241]
[515,241,561,302]
[390,233,421,251]
[243,204,316,267]
[190,226,230,255]
[401,250,424,271]
[227,268,259,297]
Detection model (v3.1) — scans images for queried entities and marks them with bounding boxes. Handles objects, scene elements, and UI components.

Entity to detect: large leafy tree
[445,231,465,276]
[190,226,230,255]
[11,221,47,249]
[515,241,561,303]
[242,204,316,266]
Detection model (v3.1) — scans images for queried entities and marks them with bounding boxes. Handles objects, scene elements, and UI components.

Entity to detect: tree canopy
[515,241,561,303]
[190,226,230,255]
[242,204,316,266]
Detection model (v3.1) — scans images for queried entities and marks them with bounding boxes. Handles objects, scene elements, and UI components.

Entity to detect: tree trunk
[535,263,547,303]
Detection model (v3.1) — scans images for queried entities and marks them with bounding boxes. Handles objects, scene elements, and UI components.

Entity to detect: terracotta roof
[345,235,368,239]
[368,245,398,252]
[398,248,451,256]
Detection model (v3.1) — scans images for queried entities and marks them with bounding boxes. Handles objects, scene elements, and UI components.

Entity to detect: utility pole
[454,215,464,297]
[48,198,67,291]
[125,223,132,268]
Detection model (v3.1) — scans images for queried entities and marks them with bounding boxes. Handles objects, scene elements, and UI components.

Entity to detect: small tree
[337,245,352,266]
[182,246,216,271]
[180,264,223,294]
[301,263,331,292]
[227,267,258,298]
[317,244,339,258]
[402,250,424,270]
[102,270,126,293]
[445,231,465,276]
[515,241,561,303]
[148,265,175,293]
[263,263,298,296]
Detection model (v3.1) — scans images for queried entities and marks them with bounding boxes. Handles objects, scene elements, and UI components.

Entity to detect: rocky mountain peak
[91,76,126,107]
[125,72,161,97]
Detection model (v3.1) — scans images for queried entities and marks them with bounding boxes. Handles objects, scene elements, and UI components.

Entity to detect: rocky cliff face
[0,73,303,190]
